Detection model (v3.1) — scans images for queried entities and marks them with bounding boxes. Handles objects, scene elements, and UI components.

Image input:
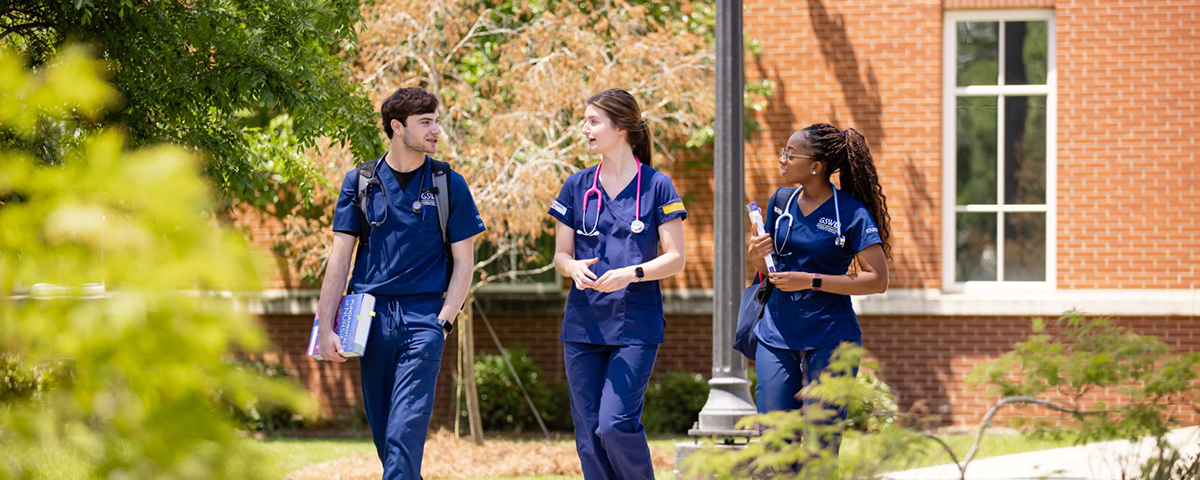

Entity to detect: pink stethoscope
[577,158,644,237]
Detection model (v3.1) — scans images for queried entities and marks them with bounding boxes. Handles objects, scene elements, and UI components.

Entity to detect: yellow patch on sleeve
[661,201,685,214]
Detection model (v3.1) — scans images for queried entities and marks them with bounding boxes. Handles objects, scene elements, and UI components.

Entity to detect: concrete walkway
[887,427,1198,480]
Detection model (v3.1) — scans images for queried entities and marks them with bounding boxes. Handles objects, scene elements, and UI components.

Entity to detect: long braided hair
[801,123,892,260]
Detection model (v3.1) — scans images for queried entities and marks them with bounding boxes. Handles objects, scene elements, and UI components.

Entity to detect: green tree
[0,45,314,480]
[0,0,379,212]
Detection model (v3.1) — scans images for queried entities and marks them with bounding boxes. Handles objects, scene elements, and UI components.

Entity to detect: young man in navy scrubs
[316,88,486,480]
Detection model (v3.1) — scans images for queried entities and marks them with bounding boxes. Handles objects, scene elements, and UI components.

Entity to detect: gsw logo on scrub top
[817,217,840,235]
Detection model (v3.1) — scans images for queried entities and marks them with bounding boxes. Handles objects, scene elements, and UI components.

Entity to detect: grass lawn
[258,431,1079,480]
[256,436,379,477]
[4,430,1077,480]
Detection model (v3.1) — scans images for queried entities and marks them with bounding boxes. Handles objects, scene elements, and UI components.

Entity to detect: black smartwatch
[811,273,823,291]
[634,266,645,282]
[440,318,454,335]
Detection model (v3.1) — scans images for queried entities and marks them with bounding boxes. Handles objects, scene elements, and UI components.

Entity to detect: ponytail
[587,88,652,166]
[801,124,892,259]
[631,120,652,165]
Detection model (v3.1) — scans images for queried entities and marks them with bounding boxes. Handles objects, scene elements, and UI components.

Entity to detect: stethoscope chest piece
[630,220,645,234]
[412,200,423,213]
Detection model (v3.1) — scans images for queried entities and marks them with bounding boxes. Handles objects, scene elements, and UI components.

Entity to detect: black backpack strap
[767,186,794,227]
[355,155,385,248]
[429,159,451,248]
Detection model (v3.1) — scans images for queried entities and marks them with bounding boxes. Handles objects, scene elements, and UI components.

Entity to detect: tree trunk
[461,295,485,445]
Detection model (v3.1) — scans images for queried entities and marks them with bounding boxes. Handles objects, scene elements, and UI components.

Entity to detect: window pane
[1004,96,1047,204]
[1003,212,1046,281]
[1005,21,1048,85]
[957,21,999,86]
[956,212,998,282]
[957,97,998,205]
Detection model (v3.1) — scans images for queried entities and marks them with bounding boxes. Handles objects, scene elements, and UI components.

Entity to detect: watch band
[811,273,822,291]
[634,266,645,282]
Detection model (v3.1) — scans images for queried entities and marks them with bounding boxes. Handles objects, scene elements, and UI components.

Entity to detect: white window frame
[942,9,1057,294]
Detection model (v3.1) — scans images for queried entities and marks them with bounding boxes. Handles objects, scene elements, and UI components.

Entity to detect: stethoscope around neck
[773,180,846,256]
[576,157,645,237]
[363,154,432,227]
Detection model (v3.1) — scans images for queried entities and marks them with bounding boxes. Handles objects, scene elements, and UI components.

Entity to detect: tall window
[943,10,1055,289]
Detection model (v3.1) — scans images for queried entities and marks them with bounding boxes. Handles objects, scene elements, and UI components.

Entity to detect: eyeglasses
[779,148,813,161]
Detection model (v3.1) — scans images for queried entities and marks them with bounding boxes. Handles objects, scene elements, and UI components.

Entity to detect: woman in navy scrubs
[747,123,892,455]
[548,89,687,480]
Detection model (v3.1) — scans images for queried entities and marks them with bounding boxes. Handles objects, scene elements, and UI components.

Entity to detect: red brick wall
[249,312,715,427]
[863,314,1200,427]
[731,0,946,290]
[725,0,1200,291]
[251,312,1200,429]
[1055,0,1200,289]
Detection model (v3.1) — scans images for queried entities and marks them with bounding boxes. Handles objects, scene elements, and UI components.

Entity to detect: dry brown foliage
[277,0,715,285]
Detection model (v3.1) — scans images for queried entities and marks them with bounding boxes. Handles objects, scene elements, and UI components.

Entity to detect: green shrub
[220,359,308,433]
[846,370,898,433]
[473,348,559,432]
[0,354,38,403]
[1,353,71,404]
[643,372,709,434]
[544,378,575,432]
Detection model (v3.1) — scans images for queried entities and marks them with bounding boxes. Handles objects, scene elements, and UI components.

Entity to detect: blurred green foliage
[0,45,315,480]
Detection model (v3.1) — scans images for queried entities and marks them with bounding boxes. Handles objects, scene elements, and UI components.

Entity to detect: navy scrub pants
[563,341,659,480]
[755,340,861,455]
[359,294,446,480]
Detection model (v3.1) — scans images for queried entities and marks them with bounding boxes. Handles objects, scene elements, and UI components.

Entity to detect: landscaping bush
[643,372,709,434]
[221,359,308,433]
[0,354,38,403]
[1,353,71,404]
[474,348,559,432]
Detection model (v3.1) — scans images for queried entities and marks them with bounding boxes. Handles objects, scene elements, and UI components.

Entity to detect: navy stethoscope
[364,154,432,227]
[577,157,645,237]
[773,180,846,256]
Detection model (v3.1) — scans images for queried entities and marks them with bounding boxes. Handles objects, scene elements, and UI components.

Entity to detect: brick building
[246,0,1199,429]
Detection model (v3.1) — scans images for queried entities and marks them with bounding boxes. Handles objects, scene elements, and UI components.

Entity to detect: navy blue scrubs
[548,163,686,480]
[332,156,486,480]
[755,187,881,448]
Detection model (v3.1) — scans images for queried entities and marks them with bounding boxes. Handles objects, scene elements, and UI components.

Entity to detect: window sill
[853,289,1200,317]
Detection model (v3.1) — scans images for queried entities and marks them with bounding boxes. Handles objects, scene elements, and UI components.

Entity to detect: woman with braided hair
[747,123,892,455]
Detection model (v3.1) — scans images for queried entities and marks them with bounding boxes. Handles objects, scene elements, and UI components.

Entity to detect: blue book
[307,293,375,360]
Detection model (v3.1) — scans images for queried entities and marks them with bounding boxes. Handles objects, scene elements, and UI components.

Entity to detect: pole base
[696,376,757,432]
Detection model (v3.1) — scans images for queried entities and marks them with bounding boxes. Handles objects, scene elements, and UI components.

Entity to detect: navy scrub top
[332,156,487,297]
[548,163,687,346]
[754,187,882,351]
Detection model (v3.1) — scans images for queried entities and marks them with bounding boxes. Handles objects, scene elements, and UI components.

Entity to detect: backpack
[353,155,453,266]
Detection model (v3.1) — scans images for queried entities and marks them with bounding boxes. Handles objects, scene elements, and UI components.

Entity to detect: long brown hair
[586,88,652,165]
[802,123,892,259]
